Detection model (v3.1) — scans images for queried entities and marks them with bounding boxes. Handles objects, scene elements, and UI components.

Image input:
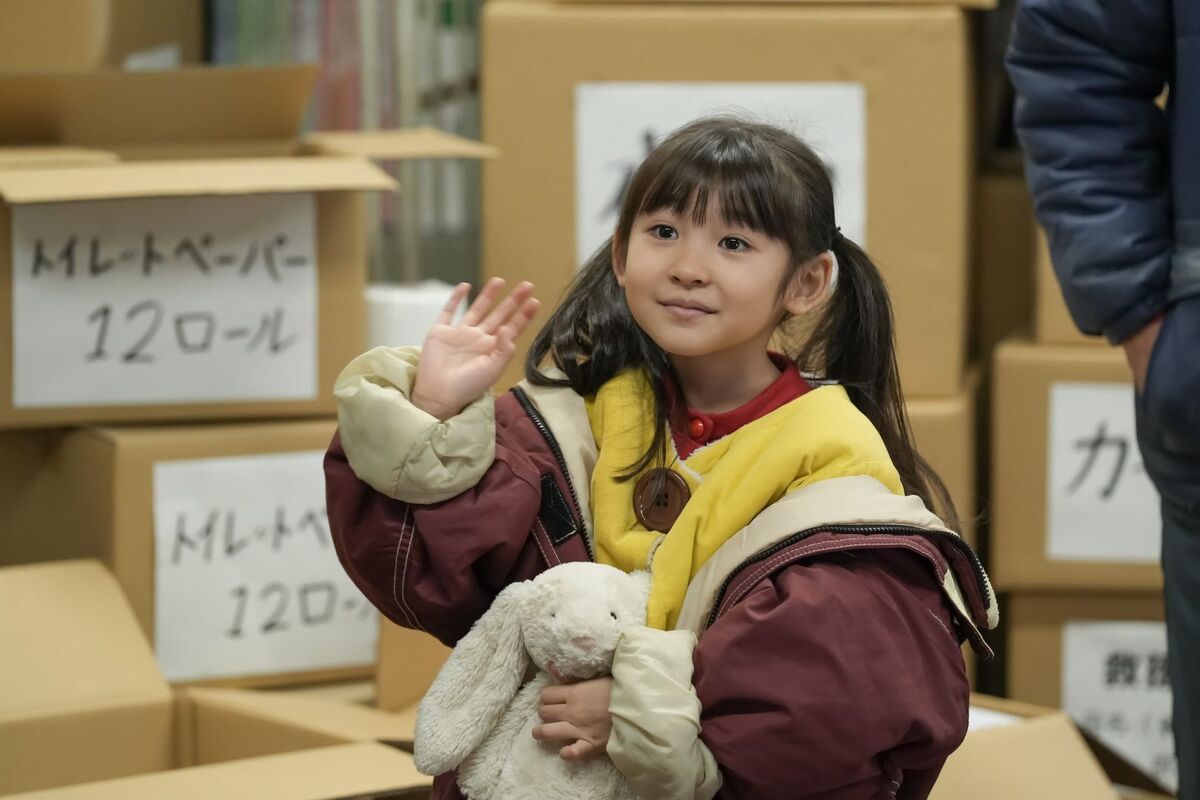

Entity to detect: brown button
[633,468,691,533]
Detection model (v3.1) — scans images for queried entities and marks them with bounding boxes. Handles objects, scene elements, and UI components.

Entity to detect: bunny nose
[571,636,597,652]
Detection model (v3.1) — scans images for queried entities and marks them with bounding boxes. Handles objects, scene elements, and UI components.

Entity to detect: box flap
[934,706,1119,799]
[0,560,170,723]
[0,147,119,170]
[0,65,316,147]
[182,687,420,756]
[2,742,429,799]
[299,127,499,161]
[0,157,397,204]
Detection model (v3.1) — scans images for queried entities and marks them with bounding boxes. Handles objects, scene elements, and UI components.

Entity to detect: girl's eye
[651,224,678,240]
[721,236,750,252]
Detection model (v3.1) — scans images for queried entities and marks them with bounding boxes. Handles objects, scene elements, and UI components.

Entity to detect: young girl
[326,117,997,800]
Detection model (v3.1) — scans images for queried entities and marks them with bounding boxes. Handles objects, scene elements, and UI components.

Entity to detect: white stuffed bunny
[413,561,650,800]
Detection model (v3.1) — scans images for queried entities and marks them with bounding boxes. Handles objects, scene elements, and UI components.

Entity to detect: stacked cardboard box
[992,332,1174,790]
[0,65,493,696]
[0,560,432,796]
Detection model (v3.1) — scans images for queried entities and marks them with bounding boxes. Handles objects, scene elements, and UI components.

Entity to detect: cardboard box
[0,67,494,429]
[0,158,392,428]
[0,561,175,795]
[1,559,436,794]
[3,742,430,800]
[482,1,972,397]
[376,622,452,726]
[503,0,994,7]
[972,172,1035,360]
[1007,593,1175,794]
[933,693,1121,799]
[0,0,203,72]
[908,366,980,548]
[21,419,387,687]
[175,686,421,766]
[991,338,1160,591]
[1035,229,1107,346]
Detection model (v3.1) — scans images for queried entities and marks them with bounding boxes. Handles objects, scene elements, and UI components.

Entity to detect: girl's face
[614,195,809,365]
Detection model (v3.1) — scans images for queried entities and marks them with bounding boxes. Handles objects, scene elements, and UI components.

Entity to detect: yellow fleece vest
[585,370,903,630]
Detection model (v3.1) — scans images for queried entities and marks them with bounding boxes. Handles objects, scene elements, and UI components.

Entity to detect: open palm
[412,278,541,420]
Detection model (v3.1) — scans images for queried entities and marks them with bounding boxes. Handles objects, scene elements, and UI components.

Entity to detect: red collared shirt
[669,353,811,460]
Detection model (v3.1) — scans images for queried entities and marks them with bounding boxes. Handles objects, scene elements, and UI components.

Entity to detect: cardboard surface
[0,157,394,204]
[0,0,203,71]
[482,2,972,396]
[934,694,1119,799]
[24,419,377,687]
[0,560,174,794]
[376,623,452,718]
[0,65,315,155]
[0,147,119,170]
[908,366,980,548]
[4,742,431,800]
[177,687,423,766]
[990,338,1158,591]
[1035,229,1107,346]
[300,127,501,161]
[1007,593,1165,709]
[972,172,1035,360]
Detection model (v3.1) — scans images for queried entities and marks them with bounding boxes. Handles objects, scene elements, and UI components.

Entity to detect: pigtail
[802,235,961,532]
[525,239,675,479]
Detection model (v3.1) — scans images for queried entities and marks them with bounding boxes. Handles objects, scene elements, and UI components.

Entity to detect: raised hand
[411,278,541,420]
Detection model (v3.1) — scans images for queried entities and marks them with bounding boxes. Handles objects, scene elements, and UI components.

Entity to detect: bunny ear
[412,580,533,776]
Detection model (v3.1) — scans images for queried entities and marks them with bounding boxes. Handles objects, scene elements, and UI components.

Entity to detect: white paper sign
[153,450,376,682]
[1063,621,1176,792]
[575,82,867,267]
[12,194,318,407]
[1046,383,1162,561]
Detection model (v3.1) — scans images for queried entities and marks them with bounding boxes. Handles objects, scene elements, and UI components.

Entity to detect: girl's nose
[571,636,597,652]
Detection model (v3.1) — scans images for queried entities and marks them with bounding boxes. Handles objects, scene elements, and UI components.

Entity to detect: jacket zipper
[511,387,594,561]
[705,523,993,629]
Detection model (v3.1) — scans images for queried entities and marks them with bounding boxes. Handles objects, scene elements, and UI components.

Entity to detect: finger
[460,277,506,327]
[495,297,541,344]
[560,740,597,761]
[480,281,534,334]
[434,283,470,326]
[538,703,572,723]
[531,721,580,742]
[540,684,571,705]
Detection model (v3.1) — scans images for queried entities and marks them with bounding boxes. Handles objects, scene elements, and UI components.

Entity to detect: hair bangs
[629,134,798,245]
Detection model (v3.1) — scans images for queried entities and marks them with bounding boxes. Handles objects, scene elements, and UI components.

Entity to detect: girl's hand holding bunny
[533,676,615,760]
[412,278,541,421]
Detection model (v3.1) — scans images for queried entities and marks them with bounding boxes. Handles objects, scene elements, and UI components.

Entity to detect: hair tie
[830,226,843,249]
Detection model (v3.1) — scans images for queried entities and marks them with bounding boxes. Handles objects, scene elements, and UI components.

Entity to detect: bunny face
[520,562,650,682]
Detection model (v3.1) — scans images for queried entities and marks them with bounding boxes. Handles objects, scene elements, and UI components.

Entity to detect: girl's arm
[326,345,588,647]
[693,550,970,799]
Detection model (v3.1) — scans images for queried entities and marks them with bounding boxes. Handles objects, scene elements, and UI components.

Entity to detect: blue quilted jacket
[1007,0,1200,447]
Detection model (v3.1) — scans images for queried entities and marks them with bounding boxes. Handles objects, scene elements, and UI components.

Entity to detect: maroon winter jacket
[326,389,994,800]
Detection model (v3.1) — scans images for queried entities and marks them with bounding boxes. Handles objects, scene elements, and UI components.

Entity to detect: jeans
[1137,393,1200,799]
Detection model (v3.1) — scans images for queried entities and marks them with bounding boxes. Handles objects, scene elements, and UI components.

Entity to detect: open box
[0,65,495,429]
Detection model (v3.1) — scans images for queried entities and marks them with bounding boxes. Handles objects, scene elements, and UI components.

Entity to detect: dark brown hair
[525,116,957,529]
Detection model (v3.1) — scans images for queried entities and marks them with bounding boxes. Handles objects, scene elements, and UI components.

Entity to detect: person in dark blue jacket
[1007,2,1199,796]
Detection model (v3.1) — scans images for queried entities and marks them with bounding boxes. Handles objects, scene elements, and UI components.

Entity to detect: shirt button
[689,418,706,439]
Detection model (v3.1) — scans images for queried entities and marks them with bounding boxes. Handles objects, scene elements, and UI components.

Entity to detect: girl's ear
[783,251,835,316]
[611,238,627,287]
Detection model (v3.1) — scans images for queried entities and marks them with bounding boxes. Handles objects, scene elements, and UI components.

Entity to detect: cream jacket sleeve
[333,345,495,504]
[608,627,723,800]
